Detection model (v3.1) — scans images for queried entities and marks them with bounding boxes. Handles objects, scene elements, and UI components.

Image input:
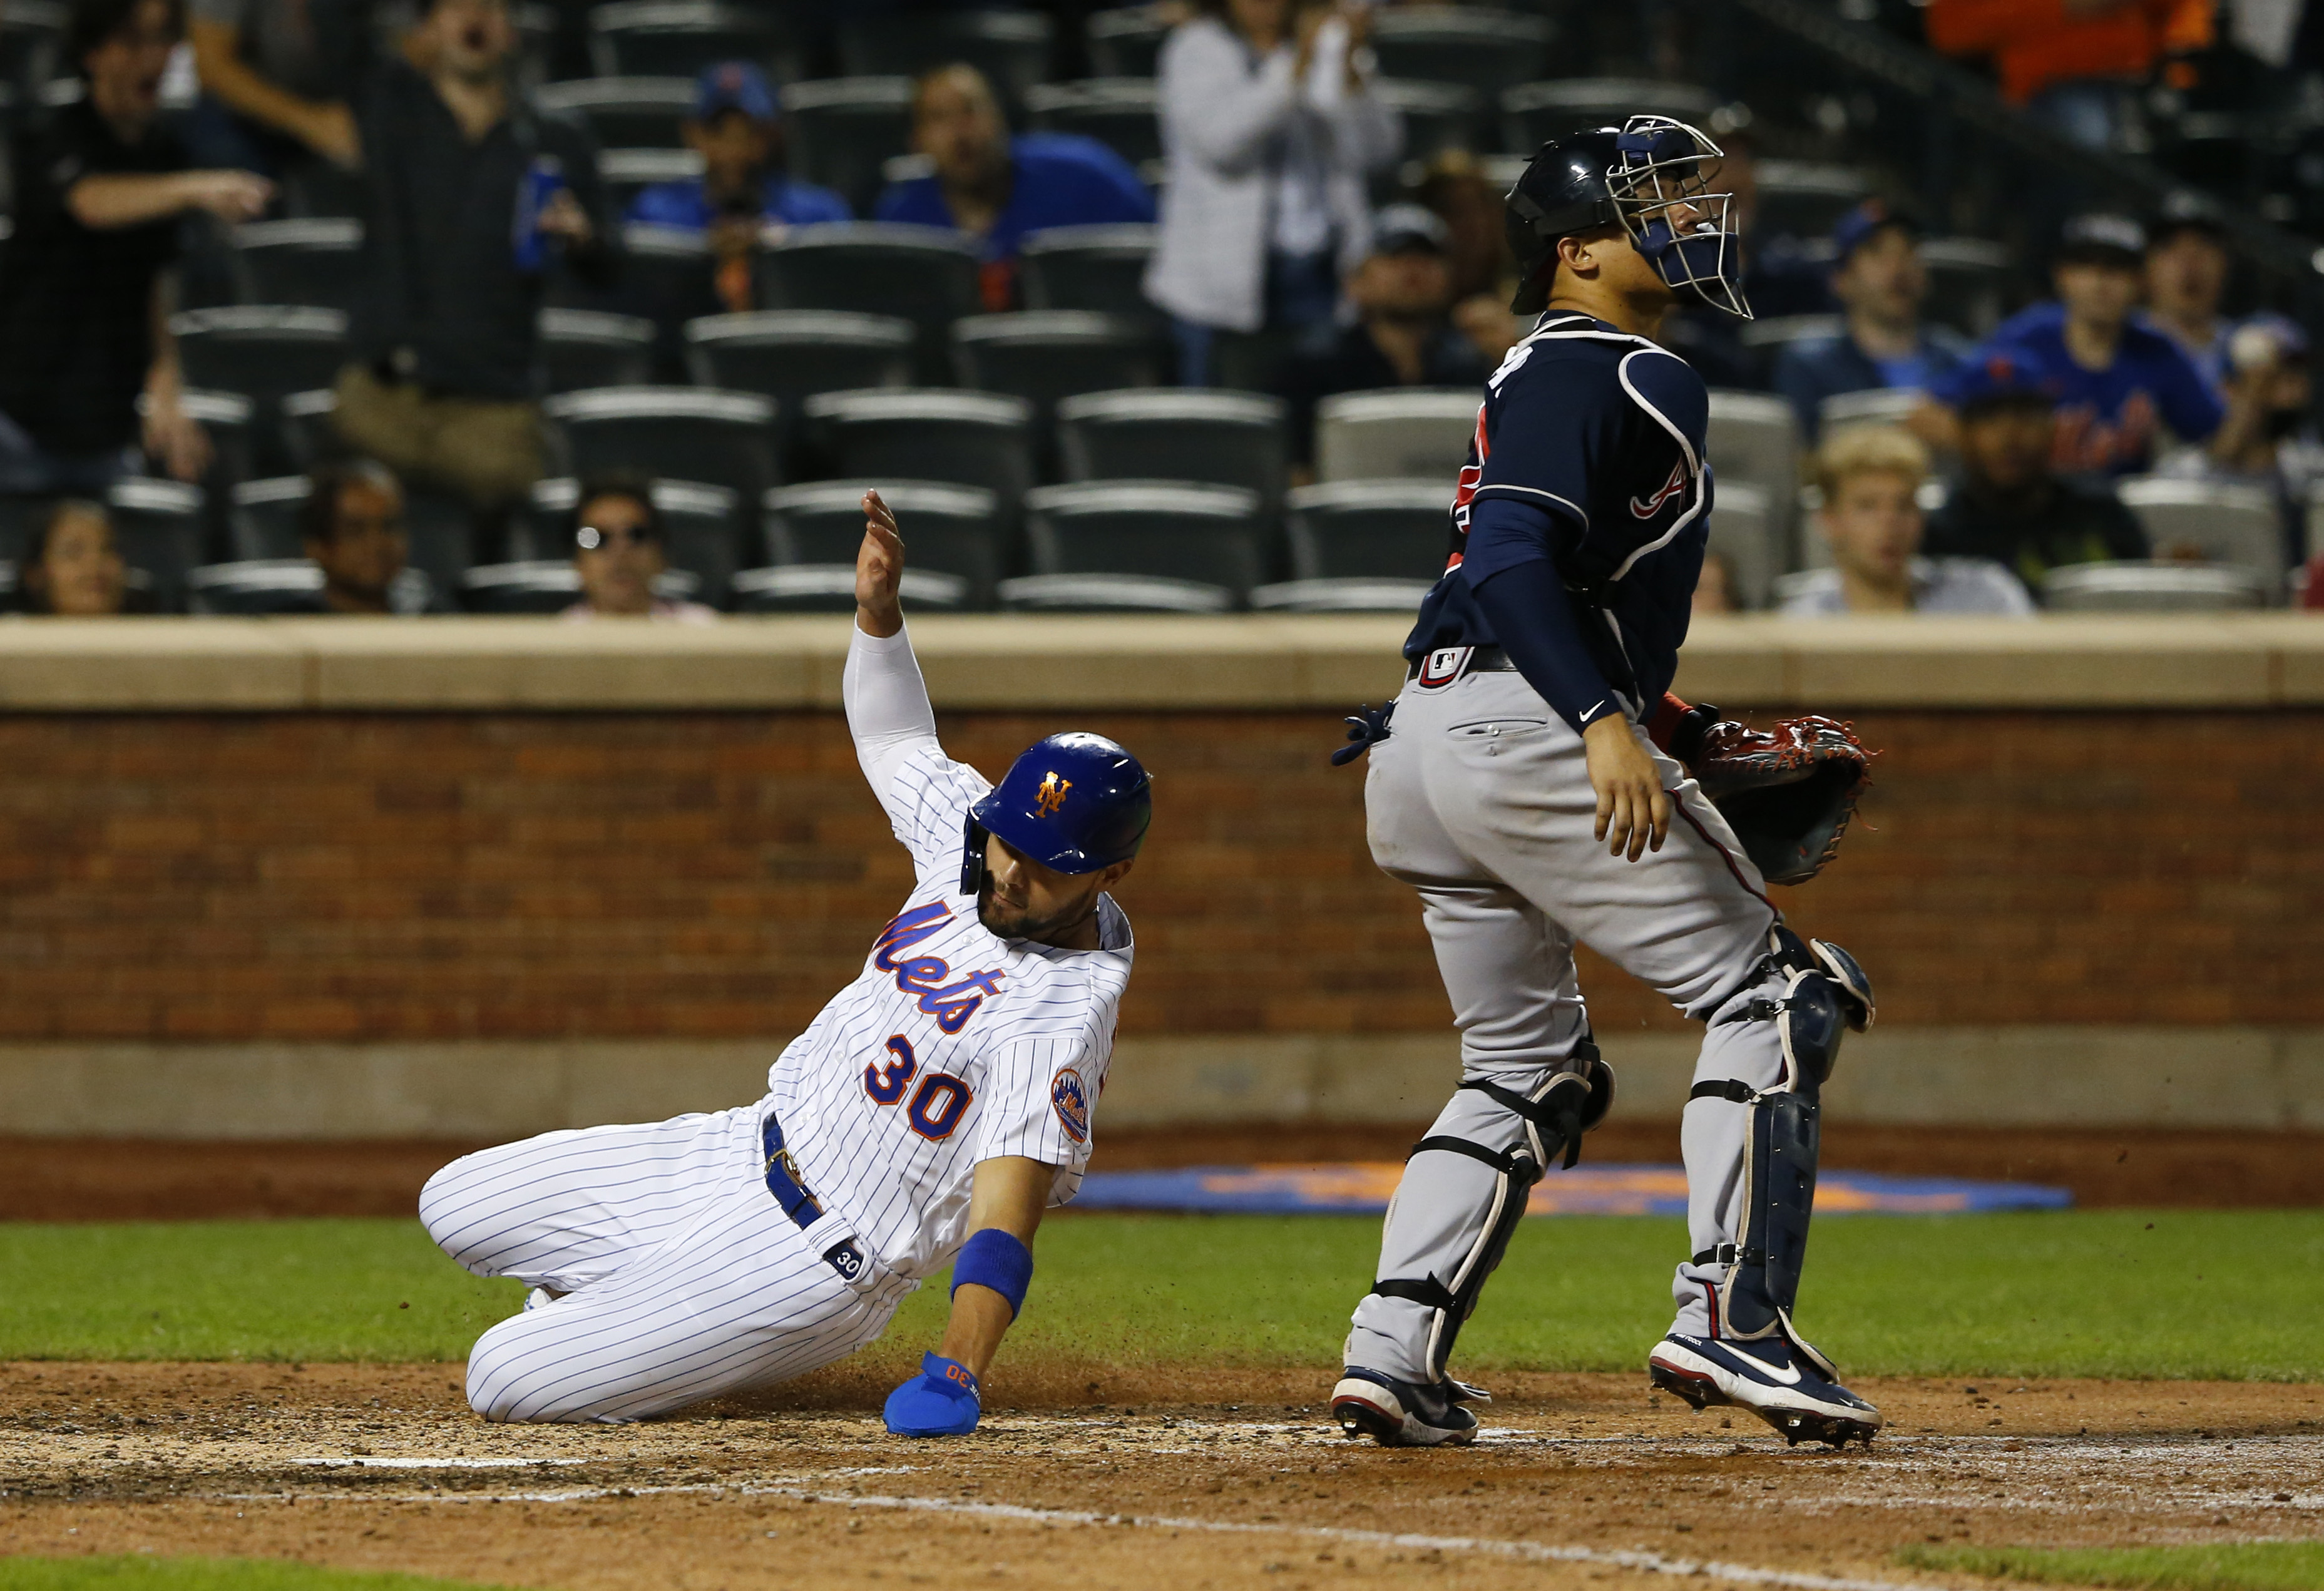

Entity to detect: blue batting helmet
[960,732,1151,893]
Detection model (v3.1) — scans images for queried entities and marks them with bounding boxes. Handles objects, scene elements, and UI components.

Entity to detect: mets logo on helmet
[1050,1068,1090,1142]
[1035,772,1072,817]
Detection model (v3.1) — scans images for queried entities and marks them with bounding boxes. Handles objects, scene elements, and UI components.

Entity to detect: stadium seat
[1374,80,1484,165]
[461,560,702,613]
[533,78,692,150]
[586,1,787,79]
[764,480,1006,608]
[1818,387,1923,432]
[683,310,916,407]
[0,1,63,103]
[1085,6,1168,78]
[230,476,313,560]
[539,309,658,393]
[1501,79,1714,154]
[277,160,369,222]
[1023,80,1162,170]
[1739,314,1845,357]
[1018,224,1160,318]
[598,146,702,212]
[171,307,350,419]
[545,386,781,501]
[806,391,1035,512]
[997,572,1234,613]
[1057,390,1287,503]
[1022,480,1268,606]
[279,389,342,471]
[732,565,970,613]
[1370,8,1552,100]
[106,478,208,611]
[185,560,326,615]
[592,221,717,330]
[1314,389,1478,484]
[2116,476,2287,589]
[180,389,256,492]
[1706,480,1776,610]
[1753,161,1869,242]
[1248,578,1431,613]
[0,494,43,566]
[1705,390,1800,563]
[1250,478,1447,611]
[1919,237,2011,339]
[834,11,1054,111]
[951,312,1167,426]
[232,218,364,314]
[2040,560,2268,612]
[755,224,983,380]
[528,475,742,603]
[782,78,916,218]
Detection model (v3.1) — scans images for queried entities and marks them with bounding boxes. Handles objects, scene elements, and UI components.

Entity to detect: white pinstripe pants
[420,1103,914,1423]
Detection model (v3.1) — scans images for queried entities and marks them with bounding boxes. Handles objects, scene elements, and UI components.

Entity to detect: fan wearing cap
[1925,213,2272,478]
[2158,314,2324,571]
[1274,205,1492,484]
[1771,202,1970,441]
[2142,199,2234,392]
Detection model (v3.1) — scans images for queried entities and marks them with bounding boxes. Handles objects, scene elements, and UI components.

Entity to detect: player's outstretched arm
[882,1155,1051,1438]
[844,489,946,810]
[856,488,905,639]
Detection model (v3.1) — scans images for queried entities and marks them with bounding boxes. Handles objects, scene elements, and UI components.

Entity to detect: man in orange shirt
[1927,0,2213,146]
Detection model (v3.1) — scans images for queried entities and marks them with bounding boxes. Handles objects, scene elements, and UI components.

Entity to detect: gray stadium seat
[279,389,342,471]
[230,476,312,560]
[1739,314,1846,356]
[597,146,703,213]
[1752,161,1870,242]
[185,560,326,615]
[232,218,364,314]
[782,78,916,218]
[732,565,970,613]
[180,389,256,491]
[755,224,983,380]
[951,313,1167,427]
[1023,480,1268,607]
[586,1,786,79]
[1920,237,2012,339]
[106,478,208,611]
[1019,224,1160,318]
[1249,578,1431,613]
[583,221,715,330]
[2116,476,2287,590]
[834,11,1054,111]
[533,77,693,150]
[1251,478,1448,612]
[1706,480,1776,611]
[1501,79,1714,155]
[997,572,1234,613]
[2040,560,2268,612]
[1706,390,1801,566]
[1314,389,1478,484]
[460,561,581,613]
[1057,389,1287,503]
[527,475,741,603]
[0,1,63,103]
[1818,387,1923,434]
[1374,80,1483,166]
[806,390,1035,512]
[171,307,350,416]
[1023,80,1161,170]
[683,310,916,407]
[539,308,658,393]
[1085,6,1167,78]
[764,480,1006,609]
[545,386,781,501]
[1371,7,1552,98]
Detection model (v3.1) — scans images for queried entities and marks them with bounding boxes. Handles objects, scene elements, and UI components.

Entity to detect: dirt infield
[3,1125,2319,1222]
[2,1363,2319,1590]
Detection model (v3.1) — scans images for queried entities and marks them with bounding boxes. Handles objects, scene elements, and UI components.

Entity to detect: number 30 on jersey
[863,1035,974,1141]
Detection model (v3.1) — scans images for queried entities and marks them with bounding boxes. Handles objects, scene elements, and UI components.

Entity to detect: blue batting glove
[883,1352,980,1436]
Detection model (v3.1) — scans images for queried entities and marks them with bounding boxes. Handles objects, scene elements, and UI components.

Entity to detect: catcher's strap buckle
[1692,1242,1766,1267]
[1330,701,1395,766]
[1371,1274,1459,1312]
[1688,1078,1767,1105]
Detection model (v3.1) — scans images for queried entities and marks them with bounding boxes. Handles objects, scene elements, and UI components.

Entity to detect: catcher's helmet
[960,732,1152,893]
[1505,115,1751,320]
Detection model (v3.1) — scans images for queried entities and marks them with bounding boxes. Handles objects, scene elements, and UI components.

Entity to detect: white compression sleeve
[843,621,941,814]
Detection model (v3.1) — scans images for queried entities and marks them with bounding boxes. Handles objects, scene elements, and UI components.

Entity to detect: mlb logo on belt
[1417,647,1472,689]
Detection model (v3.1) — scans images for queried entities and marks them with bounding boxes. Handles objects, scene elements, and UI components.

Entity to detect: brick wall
[0,708,2311,1042]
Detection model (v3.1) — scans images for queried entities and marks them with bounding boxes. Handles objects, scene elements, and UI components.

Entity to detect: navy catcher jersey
[1405,310,1713,715]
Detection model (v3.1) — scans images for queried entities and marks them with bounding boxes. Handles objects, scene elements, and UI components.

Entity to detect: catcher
[1325,116,1880,1451]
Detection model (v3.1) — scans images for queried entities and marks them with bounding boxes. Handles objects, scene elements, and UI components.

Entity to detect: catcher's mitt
[1670,708,1873,886]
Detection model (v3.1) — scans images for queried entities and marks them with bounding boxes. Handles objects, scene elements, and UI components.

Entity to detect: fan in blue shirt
[874,65,1154,310]
[623,63,851,238]
[1771,204,1968,441]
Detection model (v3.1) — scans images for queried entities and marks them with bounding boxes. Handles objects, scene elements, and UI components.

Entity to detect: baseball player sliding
[419,489,1150,1431]
[1329,117,1880,1450]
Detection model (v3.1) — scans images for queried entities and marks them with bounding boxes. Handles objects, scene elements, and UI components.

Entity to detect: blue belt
[761,1112,869,1283]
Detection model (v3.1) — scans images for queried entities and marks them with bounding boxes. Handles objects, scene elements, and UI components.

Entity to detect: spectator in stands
[299,457,438,615]
[0,0,272,496]
[1925,0,2213,151]
[187,0,365,180]
[2161,313,2324,571]
[2143,201,2233,390]
[1147,0,1401,389]
[877,64,1152,312]
[1274,206,1489,484]
[334,0,617,524]
[1773,203,1970,441]
[561,475,717,624]
[1922,347,2150,596]
[1414,150,1522,367]
[14,498,136,615]
[1781,424,2032,617]
[1926,214,2266,478]
[626,63,849,315]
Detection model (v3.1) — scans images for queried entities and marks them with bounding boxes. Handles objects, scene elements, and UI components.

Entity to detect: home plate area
[4,1364,2318,1590]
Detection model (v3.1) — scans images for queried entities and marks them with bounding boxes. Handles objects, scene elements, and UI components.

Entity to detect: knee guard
[1692,931,1873,1376]
[1368,1037,1614,1381]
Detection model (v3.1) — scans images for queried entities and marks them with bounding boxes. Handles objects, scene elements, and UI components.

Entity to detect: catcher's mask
[1505,115,1752,320]
[960,731,1152,896]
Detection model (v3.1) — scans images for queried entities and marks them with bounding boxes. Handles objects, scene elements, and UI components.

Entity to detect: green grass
[3,1211,2321,1378]
[0,1558,513,1590]
[1898,1543,2324,1591]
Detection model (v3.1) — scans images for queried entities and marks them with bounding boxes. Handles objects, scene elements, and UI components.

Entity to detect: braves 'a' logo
[1630,458,1689,519]
[1034,772,1071,817]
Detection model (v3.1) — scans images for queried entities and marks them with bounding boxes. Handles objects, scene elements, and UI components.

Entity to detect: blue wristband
[951,1228,1033,1317]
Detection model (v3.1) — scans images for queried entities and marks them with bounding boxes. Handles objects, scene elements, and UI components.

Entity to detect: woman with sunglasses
[560,473,718,624]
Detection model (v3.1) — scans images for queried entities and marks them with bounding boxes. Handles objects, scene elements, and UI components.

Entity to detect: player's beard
[976,877,1095,945]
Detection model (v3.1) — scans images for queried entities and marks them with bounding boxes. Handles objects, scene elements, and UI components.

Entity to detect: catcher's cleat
[1331,1367,1480,1447]
[1647,1333,1881,1448]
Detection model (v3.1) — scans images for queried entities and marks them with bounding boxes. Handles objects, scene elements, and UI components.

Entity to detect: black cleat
[1330,1367,1479,1447]
[1648,1333,1882,1448]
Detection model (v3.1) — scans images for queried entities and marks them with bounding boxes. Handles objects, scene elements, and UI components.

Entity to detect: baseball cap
[695,61,778,123]
[1948,345,2062,413]
[2149,189,2228,247]
[2057,212,2146,265]
[1829,200,1915,267]
[1369,204,1450,258]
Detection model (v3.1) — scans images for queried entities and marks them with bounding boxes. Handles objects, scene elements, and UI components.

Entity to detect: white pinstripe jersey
[765,744,1134,1281]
